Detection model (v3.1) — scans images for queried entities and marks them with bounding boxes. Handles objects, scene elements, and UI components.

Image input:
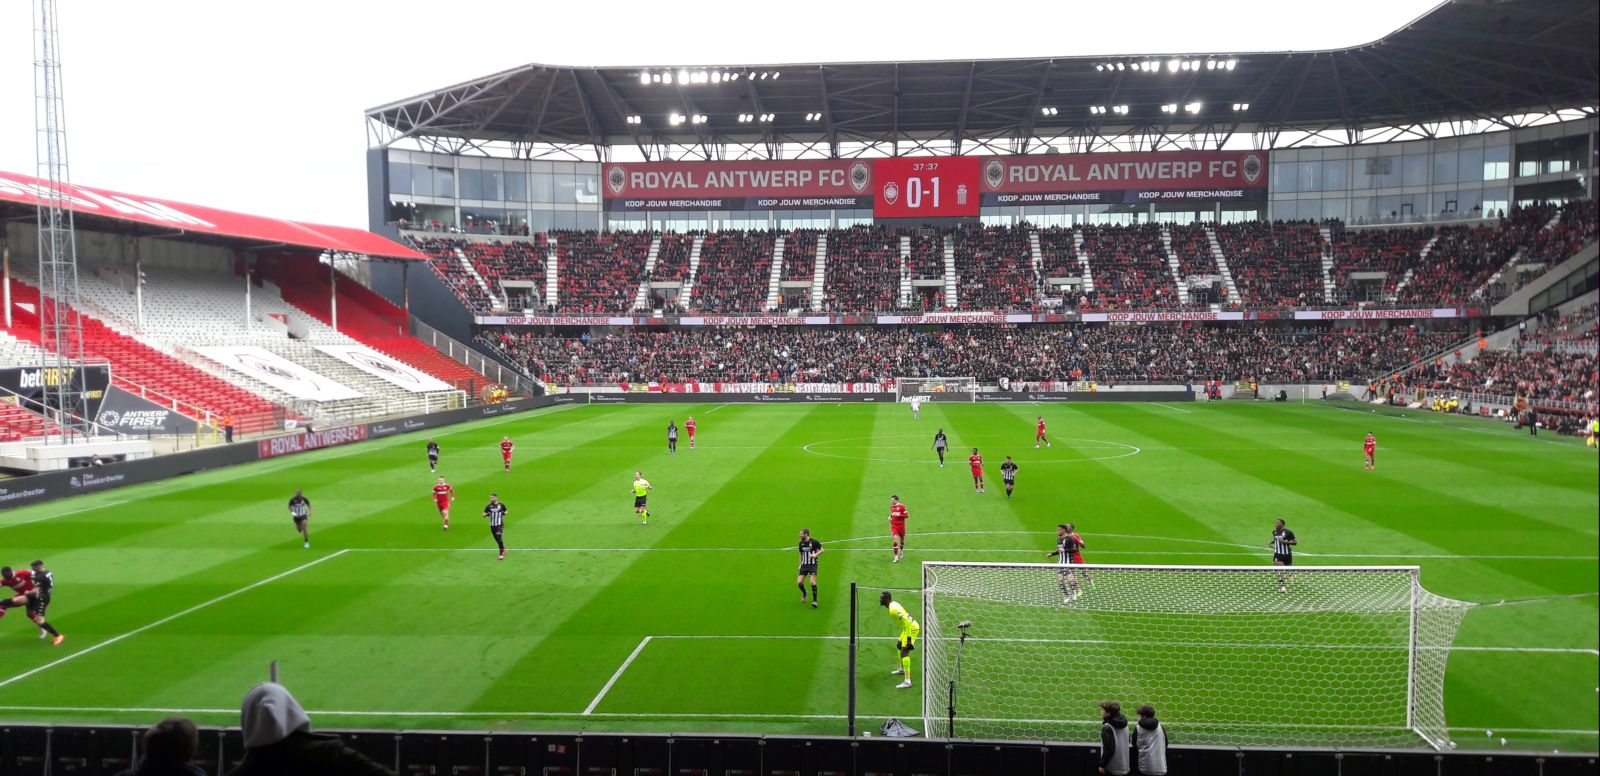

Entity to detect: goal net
[919,562,1473,749]
[895,377,977,403]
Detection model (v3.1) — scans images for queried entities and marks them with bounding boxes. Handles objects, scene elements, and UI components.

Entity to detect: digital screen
[872,156,982,218]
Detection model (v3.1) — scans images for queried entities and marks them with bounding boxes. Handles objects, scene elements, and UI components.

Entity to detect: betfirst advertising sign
[603,159,873,211]
[603,151,1267,213]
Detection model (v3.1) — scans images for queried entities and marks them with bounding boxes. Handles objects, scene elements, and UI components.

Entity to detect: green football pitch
[0,400,1594,752]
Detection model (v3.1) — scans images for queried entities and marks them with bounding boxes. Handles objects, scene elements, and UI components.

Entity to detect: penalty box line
[0,550,352,691]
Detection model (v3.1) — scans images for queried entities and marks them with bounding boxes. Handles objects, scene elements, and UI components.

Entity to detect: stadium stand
[410,237,497,311]
[3,276,280,432]
[1396,303,1599,429]
[395,206,1598,316]
[1214,221,1327,308]
[692,230,775,313]
[494,324,1464,385]
[1080,224,1180,309]
[264,256,495,393]
[554,230,652,313]
[823,225,900,313]
[953,224,1039,311]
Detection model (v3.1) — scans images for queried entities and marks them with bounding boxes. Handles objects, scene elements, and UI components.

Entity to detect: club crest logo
[984,159,1005,190]
[882,181,899,205]
[606,166,627,195]
[849,162,869,193]
[99,410,120,424]
[1242,154,1263,184]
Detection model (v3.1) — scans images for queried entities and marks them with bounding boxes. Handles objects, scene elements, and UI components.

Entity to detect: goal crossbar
[919,561,1473,750]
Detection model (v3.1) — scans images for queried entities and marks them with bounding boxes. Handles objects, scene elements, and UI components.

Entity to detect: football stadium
[0,0,1596,773]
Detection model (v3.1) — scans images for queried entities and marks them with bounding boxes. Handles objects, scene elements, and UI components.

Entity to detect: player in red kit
[685,416,697,450]
[432,476,456,529]
[968,448,985,494]
[1363,432,1376,471]
[1035,416,1051,448]
[500,435,515,472]
[888,495,909,563]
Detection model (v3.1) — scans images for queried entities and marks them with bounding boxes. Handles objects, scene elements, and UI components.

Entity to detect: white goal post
[919,562,1473,749]
[895,376,978,403]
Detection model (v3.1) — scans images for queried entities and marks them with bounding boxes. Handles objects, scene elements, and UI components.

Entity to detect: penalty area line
[583,636,652,715]
[0,550,351,691]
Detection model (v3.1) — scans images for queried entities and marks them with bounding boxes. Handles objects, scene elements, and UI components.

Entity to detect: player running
[932,428,949,467]
[968,448,985,494]
[797,528,824,608]
[880,591,920,689]
[288,489,312,548]
[888,495,909,563]
[632,471,653,525]
[500,435,515,472]
[25,561,61,644]
[484,493,508,560]
[1363,432,1376,471]
[1035,416,1051,448]
[0,565,62,644]
[1046,524,1084,603]
[1000,456,1019,499]
[910,396,923,420]
[432,476,456,530]
[1271,518,1297,593]
[685,416,697,450]
[426,438,440,472]
[667,421,679,454]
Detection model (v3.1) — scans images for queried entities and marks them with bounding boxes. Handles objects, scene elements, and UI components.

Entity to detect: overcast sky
[0,0,1440,228]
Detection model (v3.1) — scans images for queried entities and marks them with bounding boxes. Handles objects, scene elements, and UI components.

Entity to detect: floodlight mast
[33,0,91,441]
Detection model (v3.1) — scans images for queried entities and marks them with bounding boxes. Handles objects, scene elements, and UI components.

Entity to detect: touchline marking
[704,403,733,414]
[0,550,350,690]
[0,499,128,530]
[1152,403,1193,415]
[583,636,652,715]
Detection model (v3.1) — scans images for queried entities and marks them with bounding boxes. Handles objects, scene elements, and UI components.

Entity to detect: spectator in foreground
[225,683,394,776]
[1132,704,1168,775]
[115,716,203,776]
[1098,699,1130,775]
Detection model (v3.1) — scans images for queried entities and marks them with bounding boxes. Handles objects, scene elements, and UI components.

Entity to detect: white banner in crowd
[194,346,361,401]
[314,345,454,393]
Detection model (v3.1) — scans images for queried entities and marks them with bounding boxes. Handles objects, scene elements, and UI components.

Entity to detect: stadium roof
[366,0,1598,158]
[0,171,426,260]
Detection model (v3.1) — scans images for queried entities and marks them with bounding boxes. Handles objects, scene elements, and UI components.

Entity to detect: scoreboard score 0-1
[872,156,981,218]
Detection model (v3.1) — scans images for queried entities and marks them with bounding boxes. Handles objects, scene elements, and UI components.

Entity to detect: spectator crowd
[487,323,1464,386]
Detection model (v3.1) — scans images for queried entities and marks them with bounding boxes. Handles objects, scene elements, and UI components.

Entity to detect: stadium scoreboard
[602,150,1267,215]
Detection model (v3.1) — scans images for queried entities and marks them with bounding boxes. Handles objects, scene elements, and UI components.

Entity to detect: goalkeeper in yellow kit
[880,591,920,689]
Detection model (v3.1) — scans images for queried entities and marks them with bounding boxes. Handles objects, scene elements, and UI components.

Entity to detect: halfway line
[0,550,350,690]
[583,636,652,715]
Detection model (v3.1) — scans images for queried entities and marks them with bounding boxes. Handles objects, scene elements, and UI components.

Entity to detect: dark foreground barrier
[0,725,1590,776]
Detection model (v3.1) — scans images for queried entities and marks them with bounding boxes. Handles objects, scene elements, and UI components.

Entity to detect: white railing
[410,316,541,397]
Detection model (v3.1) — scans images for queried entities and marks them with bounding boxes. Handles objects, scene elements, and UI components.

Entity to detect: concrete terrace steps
[764,236,787,311]
[809,234,828,312]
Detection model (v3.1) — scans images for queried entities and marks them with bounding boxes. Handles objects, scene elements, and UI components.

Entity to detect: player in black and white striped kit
[288,490,312,549]
[1271,518,1297,593]
[426,438,441,472]
[27,560,62,643]
[484,493,508,561]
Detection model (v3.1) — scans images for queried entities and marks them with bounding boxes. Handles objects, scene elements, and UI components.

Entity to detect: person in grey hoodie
[225,683,394,776]
[1097,700,1130,775]
[1132,705,1168,775]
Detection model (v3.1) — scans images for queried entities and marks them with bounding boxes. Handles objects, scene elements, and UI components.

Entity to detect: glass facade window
[431,167,455,199]
[530,173,554,203]
[1432,151,1458,185]
[1484,145,1510,180]
[1322,159,1347,192]
[1402,155,1428,187]
[388,161,413,197]
[505,171,528,202]
[1456,148,1483,183]
[1272,162,1298,193]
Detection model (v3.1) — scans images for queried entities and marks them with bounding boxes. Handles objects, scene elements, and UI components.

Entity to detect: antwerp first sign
[602,151,1268,212]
